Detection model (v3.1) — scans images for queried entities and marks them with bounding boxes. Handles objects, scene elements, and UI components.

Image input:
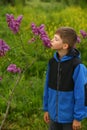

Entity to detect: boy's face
[51,34,68,50]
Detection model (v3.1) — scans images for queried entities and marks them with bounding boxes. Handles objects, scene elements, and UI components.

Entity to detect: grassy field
[0,1,87,129]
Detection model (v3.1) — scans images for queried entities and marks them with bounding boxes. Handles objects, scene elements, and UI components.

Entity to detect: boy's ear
[63,43,69,49]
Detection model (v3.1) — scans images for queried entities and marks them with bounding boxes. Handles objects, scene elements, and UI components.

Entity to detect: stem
[0,74,21,130]
[0,59,36,130]
[18,33,29,62]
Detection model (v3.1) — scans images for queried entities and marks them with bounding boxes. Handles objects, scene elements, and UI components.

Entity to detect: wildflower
[0,77,2,81]
[7,64,21,73]
[31,23,46,36]
[40,34,51,48]
[31,23,51,48]
[77,36,81,43]
[6,14,23,34]
[80,30,87,38]
[0,39,10,57]
[38,24,46,35]
[31,23,39,35]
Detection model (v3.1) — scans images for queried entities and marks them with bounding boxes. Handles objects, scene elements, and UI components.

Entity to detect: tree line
[0,0,87,8]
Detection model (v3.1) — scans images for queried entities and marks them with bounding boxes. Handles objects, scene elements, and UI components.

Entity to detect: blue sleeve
[73,64,87,121]
[43,63,50,111]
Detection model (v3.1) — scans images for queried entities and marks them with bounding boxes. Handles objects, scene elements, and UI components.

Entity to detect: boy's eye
[55,37,59,41]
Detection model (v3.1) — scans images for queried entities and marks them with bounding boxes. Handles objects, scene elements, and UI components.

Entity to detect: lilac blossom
[80,30,87,38]
[0,39,10,57]
[77,36,81,43]
[6,14,23,34]
[38,24,46,35]
[31,23,51,48]
[0,77,2,81]
[31,23,39,35]
[7,64,21,73]
[40,34,51,48]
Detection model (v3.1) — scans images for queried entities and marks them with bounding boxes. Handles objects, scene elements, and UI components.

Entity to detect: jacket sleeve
[73,63,87,121]
[43,63,50,111]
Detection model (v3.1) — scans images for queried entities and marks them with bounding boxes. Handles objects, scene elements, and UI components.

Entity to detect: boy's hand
[44,112,50,123]
[72,120,81,130]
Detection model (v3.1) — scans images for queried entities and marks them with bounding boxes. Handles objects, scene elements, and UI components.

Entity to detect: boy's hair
[55,27,77,49]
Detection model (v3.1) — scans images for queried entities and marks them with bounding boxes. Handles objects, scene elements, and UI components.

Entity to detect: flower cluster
[77,30,87,43]
[31,23,51,48]
[80,30,87,38]
[0,14,52,77]
[6,14,23,34]
[7,64,21,73]
[77,36,81,43]
[0,39,10,56]
[0,77,2,81]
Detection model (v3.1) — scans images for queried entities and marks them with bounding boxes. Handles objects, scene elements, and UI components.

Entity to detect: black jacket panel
[48,57,81,91]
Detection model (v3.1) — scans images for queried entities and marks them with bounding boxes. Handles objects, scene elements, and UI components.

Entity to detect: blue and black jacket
[43,48,87,123]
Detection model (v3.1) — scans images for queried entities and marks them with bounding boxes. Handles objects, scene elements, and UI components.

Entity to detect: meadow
[0,1,87,130]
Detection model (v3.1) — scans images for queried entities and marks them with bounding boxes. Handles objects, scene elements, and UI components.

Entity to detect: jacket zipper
[56,61,61,121]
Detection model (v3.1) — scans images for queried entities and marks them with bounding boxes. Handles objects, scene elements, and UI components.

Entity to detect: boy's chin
[51,47,57,50]
[51,46,54,49]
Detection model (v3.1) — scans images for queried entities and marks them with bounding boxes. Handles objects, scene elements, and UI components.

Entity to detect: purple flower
[6,14,23,34]
[40,34,51,48]
[7,64,21,73]
[31,23,51,48]
[77,36,81,43]
[17,15,23,23]
[0,77,2,81]
[38,24,46,35]
[80,30,87,38]
[31,23,39,35]
[31,23,46,36]
[0,39,10,57]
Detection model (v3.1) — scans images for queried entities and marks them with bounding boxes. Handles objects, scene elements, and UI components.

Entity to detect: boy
[43,27,87,130]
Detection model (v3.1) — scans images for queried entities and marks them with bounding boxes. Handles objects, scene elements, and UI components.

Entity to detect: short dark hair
[55,27,77,49]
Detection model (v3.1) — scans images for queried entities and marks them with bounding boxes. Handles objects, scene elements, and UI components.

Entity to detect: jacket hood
[54,48,81,62]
